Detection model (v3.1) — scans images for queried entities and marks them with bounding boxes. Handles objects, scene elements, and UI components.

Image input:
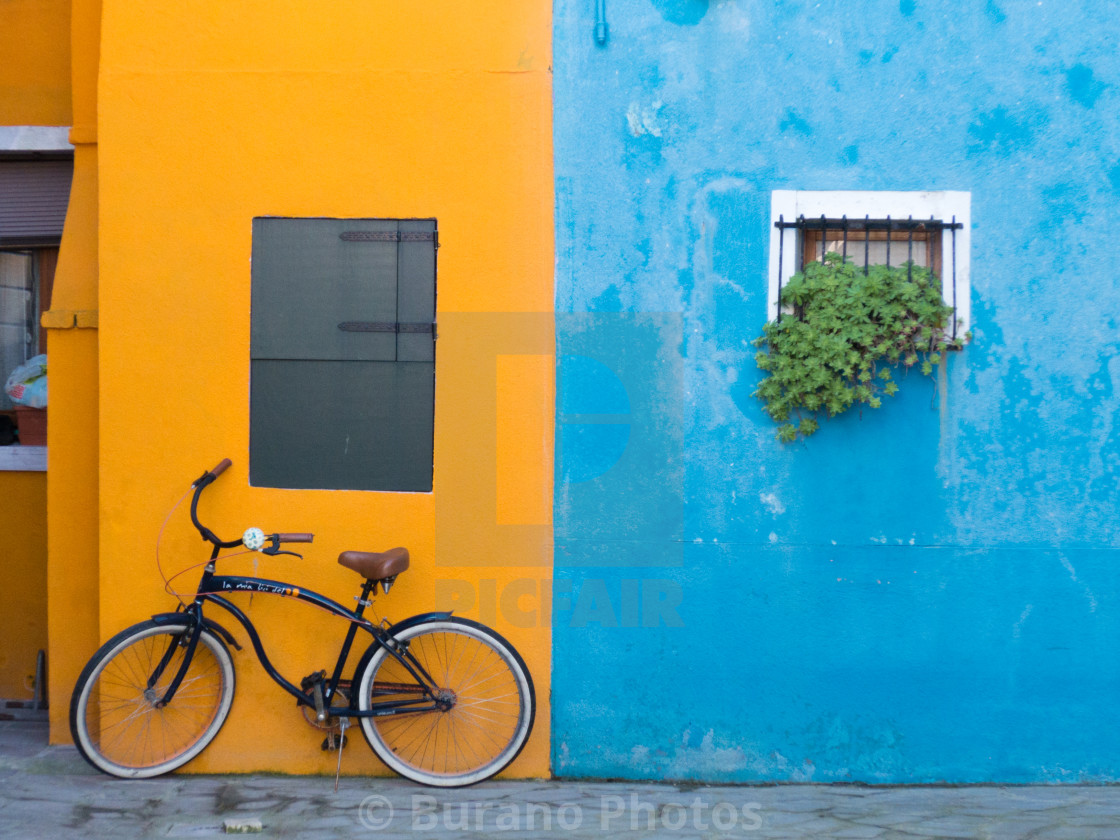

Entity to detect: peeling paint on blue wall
[553,0,1120,782]
[649,0,709,26]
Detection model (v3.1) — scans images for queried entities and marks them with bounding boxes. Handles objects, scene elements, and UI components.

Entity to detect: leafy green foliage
[753,254,965,442]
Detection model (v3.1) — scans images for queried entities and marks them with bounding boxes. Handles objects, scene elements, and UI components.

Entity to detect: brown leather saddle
[337,546,409,589]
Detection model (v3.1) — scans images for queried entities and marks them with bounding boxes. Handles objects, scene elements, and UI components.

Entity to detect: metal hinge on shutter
[338,321,437,336]
[339,231,439,246]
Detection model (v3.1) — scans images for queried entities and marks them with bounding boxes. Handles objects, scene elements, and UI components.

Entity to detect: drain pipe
[595,0,609,45]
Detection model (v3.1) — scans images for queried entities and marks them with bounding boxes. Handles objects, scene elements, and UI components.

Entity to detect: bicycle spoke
[447,713,472,771]
[439,632,452,685]
[396,714,441,763]
[455,645,496,700]
[451,700,520,724]
[457,668,514,699]
[377,710,427,742]
[455,689,521,706]
[448,707,508,747]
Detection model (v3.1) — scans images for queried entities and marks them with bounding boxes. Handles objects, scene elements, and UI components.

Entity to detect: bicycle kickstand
[334,717,350,793]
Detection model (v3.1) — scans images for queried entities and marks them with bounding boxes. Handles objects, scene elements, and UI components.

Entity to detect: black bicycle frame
[149,605,204,708]
[191,570,444,718]
[155,462,448,719]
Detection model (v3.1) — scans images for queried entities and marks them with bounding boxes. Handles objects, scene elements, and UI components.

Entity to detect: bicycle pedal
[299,670,328,692]
[321,733,347,751]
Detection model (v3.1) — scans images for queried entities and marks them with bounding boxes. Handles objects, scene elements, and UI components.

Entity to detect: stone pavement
[3,720,1120,839]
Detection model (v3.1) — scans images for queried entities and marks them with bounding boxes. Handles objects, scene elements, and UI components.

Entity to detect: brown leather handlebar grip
[209,458,232,478]
[277,532,314,543]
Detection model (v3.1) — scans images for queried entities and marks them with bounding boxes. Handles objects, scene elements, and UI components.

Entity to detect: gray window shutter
[250,218,436,492]
[0,160,73,246]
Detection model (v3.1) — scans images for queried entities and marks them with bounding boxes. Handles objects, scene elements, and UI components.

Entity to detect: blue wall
[552,0,1120,782]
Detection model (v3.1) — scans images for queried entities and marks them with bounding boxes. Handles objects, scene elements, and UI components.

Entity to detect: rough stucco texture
[552,0,1120,782]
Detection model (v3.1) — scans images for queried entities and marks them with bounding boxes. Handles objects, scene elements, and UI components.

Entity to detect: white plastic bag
[5,354,47,408]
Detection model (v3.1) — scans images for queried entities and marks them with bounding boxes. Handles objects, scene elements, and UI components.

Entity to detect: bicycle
[69,459,535,787]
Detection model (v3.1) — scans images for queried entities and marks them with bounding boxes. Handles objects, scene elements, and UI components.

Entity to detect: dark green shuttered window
[250,218,436,492]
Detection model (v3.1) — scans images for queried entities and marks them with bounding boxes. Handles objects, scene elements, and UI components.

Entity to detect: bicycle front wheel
[70,619,235,778]
[356,617,535,787]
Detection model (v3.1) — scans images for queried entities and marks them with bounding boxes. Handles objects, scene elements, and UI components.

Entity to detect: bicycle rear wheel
[356,617,535,787]
[70,619,235,778]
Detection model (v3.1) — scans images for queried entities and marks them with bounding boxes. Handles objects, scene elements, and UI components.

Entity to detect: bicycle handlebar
[277,533,314,543]
[190,460,315,551]
[190,459,241,549]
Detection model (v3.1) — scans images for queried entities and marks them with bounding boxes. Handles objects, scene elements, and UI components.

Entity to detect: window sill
[0,446,46,471]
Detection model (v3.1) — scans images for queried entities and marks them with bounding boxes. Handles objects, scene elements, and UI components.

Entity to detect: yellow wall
[0,0,84,719]
[97,1,553,775]
[0,0,72,125]
[0,472,47,699]
[42,0,101,743]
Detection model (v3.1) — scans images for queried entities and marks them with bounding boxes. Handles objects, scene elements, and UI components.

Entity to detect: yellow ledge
[42,310,98,330]
[68,124,97,145]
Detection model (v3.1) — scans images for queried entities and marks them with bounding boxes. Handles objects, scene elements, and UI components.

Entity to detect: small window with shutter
[250,217,437,492]
[0,158,70,414]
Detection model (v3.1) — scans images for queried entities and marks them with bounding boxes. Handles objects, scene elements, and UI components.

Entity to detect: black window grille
[774,215,964,338]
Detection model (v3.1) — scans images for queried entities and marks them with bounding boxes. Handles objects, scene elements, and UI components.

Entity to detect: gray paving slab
[4,722,1120,838]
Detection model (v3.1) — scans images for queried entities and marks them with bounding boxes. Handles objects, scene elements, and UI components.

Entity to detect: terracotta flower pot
[14,406,46,446]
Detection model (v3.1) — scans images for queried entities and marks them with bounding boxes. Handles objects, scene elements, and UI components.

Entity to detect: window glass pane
[822,237,929,268]
[0,252,35,411]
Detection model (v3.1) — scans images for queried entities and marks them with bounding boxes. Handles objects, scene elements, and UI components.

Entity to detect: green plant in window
[753,254,965,443]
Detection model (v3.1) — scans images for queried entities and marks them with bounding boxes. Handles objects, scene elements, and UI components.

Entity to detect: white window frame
[769,190,971,337]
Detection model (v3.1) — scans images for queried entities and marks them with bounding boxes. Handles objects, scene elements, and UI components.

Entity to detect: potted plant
[753,255,967,442]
